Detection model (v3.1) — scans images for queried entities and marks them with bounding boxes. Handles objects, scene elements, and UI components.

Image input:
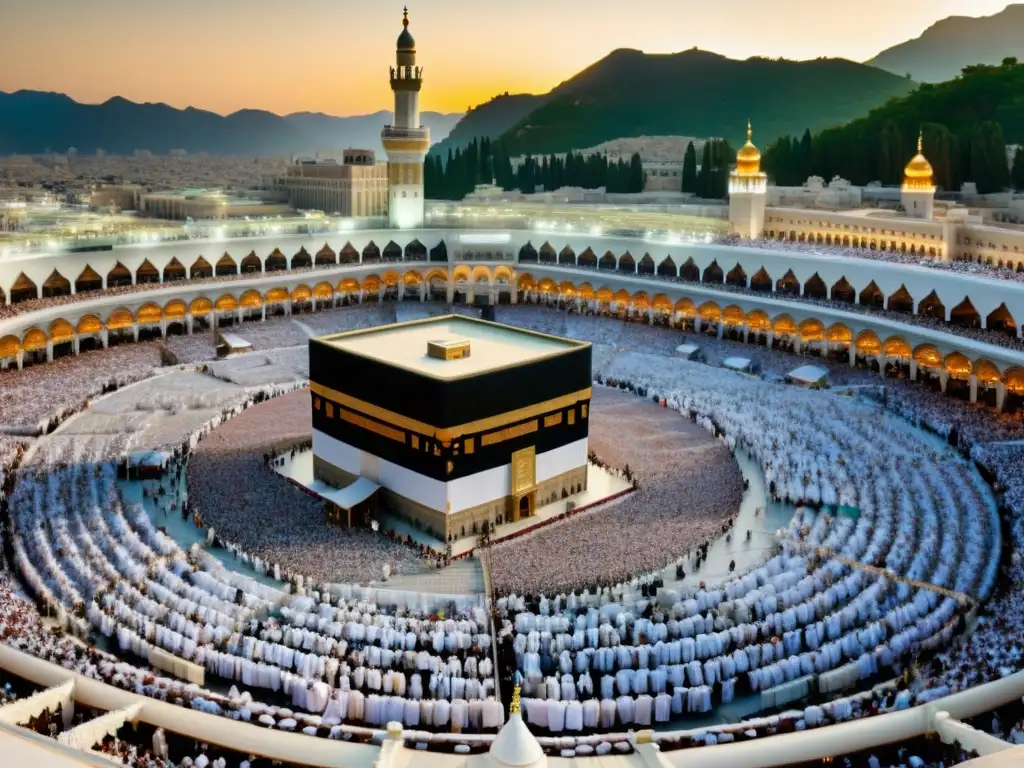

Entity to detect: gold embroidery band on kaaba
[310,381,591,441]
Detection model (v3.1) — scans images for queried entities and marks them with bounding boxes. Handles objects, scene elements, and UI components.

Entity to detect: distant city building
[381,8,430,229]
[89,184,143,212]
[139,188,292,220]
[268,150,388,217]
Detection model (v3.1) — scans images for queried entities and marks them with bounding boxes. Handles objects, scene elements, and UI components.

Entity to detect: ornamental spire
[918,128,923,153]
[403,6,409,26]
[510,685,521,715]
[747,119,752,143]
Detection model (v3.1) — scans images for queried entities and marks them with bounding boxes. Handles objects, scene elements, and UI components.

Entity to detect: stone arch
[944,352,972,379]
[652,294,673,312]
[559,246,576,266]
[0,335,21,358]
[49,319,74,345]
[680,258,700,282]
[803,273,827,300]
[494,265,514,284]
[517,274,536,291]
[599,251,617,271]
[22,328,47,353]
[618,252,636,273]
[773,314,797,336]
[578,248,597,269]
[830,277,855,303]
[136,303,162,325]
[775,269,800,295]
[363,241,381,262]
[912,343,943,369]
[674,297,696,317]
[471,265,492,284]
[361,275,382,293]
[190,256,213,280]
[292,247,313,269]
[539,278,559,295]
[749,267,771,292]
[826,323,852,345]
[539,243,557,264]
[164,258,187,281]
[74,265,103,293]
[292,284,313,303]
[657,256,677,278]
[576,282,595,300]
[310,282,332,302]
[316,244,337,266]
[612,289,631,306]
[239,290,262,309]
[725,264,747,287]
[559,281,577,298]
[916,290,945,320]
[884,337,911,359]
[189,297,212,317]
[214,294,238,313]
[429,241,448,262]
[887,285,915,314]
[697,301,721,322]
[596,286,614,304]
[404,240,426,261]
[76,314,103,335]
[107,261,132,288]
[382,241,402,262]
[41,269,71,298]
[452,264,472,283]
[637,253,655,275]
[854,330,881,357]
[722,305,745,326]
[746,309,771,331]
[799,318,825,342]
[215,253,237,277]
[265,248,287,271]
[237,252,260,274]
[402,271,422,288]
[136,259,160,284]
[1006,367,1024,395]
[519,243,538,263]
[701,260,723,284]
[859,281,884,309]
[106,308,134,330]
[949,297,980,329]
[631,291,651,310]
[163,300,187,320]
[339,242,360,265]
[265,287,290,304]
[974,359,1000,384]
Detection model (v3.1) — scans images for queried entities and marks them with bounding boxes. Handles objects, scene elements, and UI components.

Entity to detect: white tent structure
[722,357,757,375]
[787,364,829,388]
[674,343,700,361]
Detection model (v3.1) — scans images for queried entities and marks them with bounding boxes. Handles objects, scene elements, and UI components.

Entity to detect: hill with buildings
[866,4,1024,83]
[486,49,914,157]
[761,59,1024,193]
[0,90,462,156]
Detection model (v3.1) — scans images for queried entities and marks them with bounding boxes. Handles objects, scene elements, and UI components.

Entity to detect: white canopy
[217,332,252,351]
[722,357,754,373]
[787,364,829,386]
[675,343,700,360]
[320,477,380,510]
[127,450,170,468]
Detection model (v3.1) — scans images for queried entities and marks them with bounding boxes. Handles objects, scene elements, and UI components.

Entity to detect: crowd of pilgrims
[0,299,1021,755]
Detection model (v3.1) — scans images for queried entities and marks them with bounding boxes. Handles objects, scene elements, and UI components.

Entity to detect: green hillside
[762,59,1024,193]
[493,48,916,156]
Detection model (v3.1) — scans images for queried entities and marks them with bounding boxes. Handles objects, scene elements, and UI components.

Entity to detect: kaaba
[309,315,591,541]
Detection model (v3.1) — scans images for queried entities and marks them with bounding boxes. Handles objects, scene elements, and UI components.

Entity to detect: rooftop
[319,314,587,380]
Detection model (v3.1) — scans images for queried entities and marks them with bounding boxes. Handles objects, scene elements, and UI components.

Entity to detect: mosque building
[727,121,768,239]
[382,8,431,229]
[901,130,937,220]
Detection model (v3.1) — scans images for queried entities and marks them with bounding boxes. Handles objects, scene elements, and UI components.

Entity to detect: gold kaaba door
[510,446,536,522]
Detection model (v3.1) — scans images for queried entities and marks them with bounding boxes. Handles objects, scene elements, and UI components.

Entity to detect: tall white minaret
[382,7,430,229]
[728,121,767,240]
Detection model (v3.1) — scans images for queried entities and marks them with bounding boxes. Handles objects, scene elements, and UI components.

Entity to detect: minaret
[728,120,767,239]
[382,7,430,229]
[901,130,936,220]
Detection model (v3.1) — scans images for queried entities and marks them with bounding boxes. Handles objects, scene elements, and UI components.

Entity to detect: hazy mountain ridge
[0,90,462,156]
[867,4,1024,82]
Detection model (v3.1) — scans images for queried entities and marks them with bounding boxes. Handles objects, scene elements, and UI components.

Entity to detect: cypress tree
[629,153,645,193]
[682,142,697,193]
[1012,147,1024,191]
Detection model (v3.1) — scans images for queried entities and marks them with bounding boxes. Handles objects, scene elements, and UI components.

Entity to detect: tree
[1013,147,1024,191]
[921,123,953,190]
[681,141,697,193]
[628,153,645,193]
[969,121,1009,193]
[799,129,813,181]
[697,140,713,197]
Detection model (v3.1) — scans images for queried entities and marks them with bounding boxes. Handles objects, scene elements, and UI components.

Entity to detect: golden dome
[903,131,934,188]
[735,121,762,176]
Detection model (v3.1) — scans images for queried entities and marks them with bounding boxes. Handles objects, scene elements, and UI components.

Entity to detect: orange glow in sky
[0,0,1011,116]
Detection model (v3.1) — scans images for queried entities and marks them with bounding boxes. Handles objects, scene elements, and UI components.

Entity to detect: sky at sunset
[0,0,1012,117]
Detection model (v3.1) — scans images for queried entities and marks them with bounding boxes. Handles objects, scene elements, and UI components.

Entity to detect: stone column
[16,350,23,370]
[849,346,856,368]
[101,328,109,348]
[236,307,243,325]
[73,334,80,356]
[819,339,829,357]
[420,283,426,302]
[398,283,405,301]
[995,382,1006,412]
[46,341,53,363]
[286,298,293,315]
[186,314,193,335]
[939,370,949,393]
[969,374,978,404]
[160,318,167,338]
[132,324,139,343]
[509,288,517,305]
[766,330,774,347]
[261,305,267,322]
[910,360,918,381]
[742,326,749,344]
[694,317,702,334]
[716,323,724,340]
[446,282,455,304]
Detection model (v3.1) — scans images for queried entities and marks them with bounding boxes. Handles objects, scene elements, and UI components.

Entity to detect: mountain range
[0,90,462,157]
[867,3,1024,83]
[435,49,916,158]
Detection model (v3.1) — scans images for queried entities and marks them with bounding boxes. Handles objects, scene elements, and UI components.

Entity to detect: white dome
[488,713,546,767]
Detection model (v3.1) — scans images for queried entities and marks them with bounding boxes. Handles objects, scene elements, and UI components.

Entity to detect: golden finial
[747,120,752,143]
[917,128,923,153]
[402,6,409,26]
[510,685,521,715]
